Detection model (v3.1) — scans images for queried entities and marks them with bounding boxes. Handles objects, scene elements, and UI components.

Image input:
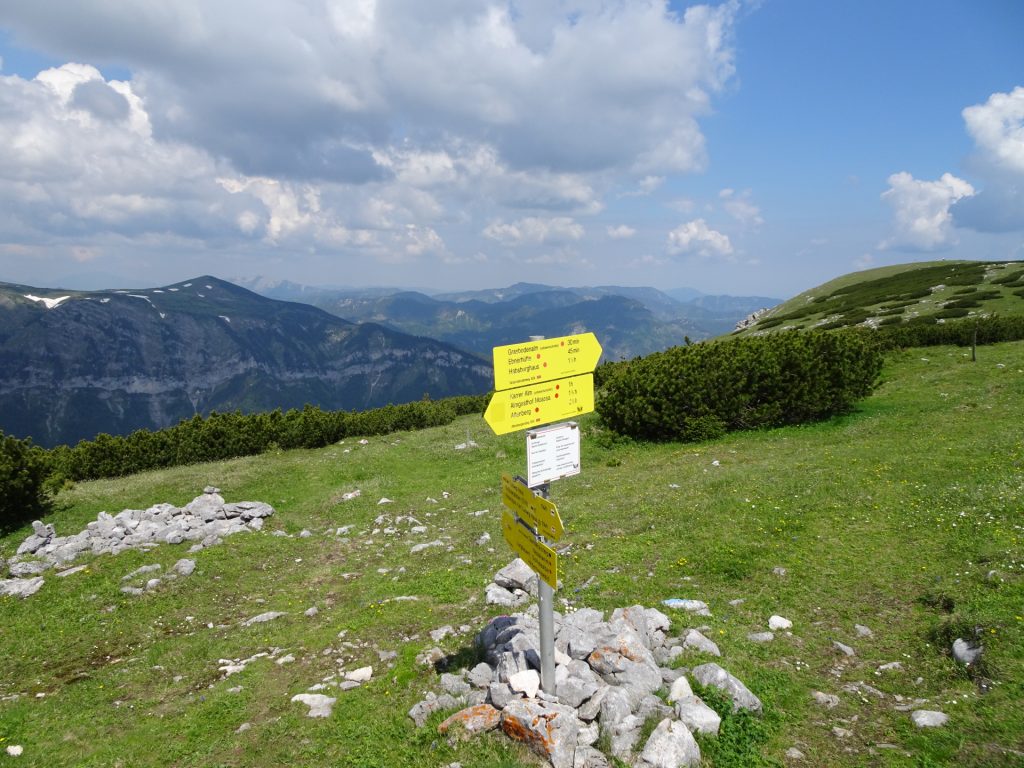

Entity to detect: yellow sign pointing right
[492,333,602,391]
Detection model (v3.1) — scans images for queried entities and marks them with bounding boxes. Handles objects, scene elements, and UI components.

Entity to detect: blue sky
[0,1,1021,298]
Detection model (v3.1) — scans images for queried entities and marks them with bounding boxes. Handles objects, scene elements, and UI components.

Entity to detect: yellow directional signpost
[501,510,558,590]
[501,473,563,540]
[484,373,594,436]
[492,332,603,391]
[486,332,602,696]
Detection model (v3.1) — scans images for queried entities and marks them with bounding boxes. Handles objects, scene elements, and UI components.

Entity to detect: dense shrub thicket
[596,331,882,442]
[45,394,489,484]
[869,314,1024,350]
[0,431,51,533]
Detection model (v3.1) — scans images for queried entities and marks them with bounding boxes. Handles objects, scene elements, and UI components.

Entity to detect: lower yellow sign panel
[501,509,558,590]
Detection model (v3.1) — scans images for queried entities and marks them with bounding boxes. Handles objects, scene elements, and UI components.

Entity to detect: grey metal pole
[536,482,556,695]
[528,334,557,696]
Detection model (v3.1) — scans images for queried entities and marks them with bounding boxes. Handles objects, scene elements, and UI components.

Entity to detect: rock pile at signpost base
[410,562,762,768]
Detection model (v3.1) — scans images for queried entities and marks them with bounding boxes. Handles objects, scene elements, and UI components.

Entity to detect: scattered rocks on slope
[951,638,983,666]
[3,488,274,593]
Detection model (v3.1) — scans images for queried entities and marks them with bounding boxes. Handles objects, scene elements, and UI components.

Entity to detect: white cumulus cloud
[880,171,975,251]
[606,224,636,239]
[719,188,763,227]
[667,218,733,258]
[483,216,584,246]
[963,86,1024,174]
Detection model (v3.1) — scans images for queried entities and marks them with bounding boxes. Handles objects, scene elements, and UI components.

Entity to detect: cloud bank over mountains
[0,0,744,284]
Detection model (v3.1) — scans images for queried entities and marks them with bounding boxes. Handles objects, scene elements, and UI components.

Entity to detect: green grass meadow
[2,342,1023,767]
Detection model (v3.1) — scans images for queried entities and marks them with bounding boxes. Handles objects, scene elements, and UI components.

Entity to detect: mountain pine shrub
[596,331,882,442]
[0,430,51,532]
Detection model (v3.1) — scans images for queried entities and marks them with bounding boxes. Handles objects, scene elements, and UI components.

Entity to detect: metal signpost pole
[528,335,557,696]
[535,481,556,695]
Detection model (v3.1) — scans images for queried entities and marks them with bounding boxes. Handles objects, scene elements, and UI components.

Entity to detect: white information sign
[527,422,581,487]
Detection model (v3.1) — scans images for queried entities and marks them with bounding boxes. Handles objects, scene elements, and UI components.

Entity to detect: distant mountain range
[0,277,491,447]
[234,278,779,360]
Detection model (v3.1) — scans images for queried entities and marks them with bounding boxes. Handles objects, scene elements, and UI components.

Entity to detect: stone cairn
[0,487,273,598]
[409,560,762,768]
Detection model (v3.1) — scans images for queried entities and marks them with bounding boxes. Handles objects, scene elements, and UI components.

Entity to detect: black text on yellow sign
[501,509,558,590]
[484,373,594,436]
[492,333,603,391]
[500,473,564,541]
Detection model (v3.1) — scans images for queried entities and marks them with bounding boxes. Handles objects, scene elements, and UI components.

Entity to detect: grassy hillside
[1,341,1023,766]
[737,260,1024,334]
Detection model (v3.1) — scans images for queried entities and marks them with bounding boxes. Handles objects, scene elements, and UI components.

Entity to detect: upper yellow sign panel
[492,333,602,391]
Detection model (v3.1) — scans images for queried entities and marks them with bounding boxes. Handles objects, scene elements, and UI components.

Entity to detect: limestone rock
[768,615,792,631]
[691,663,762,714]
[674,696,721,736]
[952,638,983,666]
[832,641,855,657]
[291,693,336,718]
[637,718,701,768]
[0,577,44,598]
[438,704,501,738]
[811,691,840,709]
[682,629,721,657]
[243,611,286,626]
[501,699,581,768]
[911,710,949,728]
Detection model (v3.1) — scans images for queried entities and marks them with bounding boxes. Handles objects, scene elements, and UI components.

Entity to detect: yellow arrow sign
[502,509,558,590]
[501,474,564,540]
[484,373,594,435]
[493,333,603,391]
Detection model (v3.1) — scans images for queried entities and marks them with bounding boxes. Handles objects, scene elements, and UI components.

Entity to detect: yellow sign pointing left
[501,473,564,540]
[484,373,594,436]
[501,509,558,590]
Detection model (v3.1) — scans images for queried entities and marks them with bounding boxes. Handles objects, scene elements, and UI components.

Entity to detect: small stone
[832,641,855,657]
[773,566,787,576]
[768,615,792,631]
[304,606,319,617]
[811,691,840,709]
[855,624,873,638]
[785,747,805,760]
[276,654,295,665]
[682,629,721,657]
[291,693,336,718]
[911,710,949,728]
[345,666,373,683]
[235,723,251,734]
[877,662,903,673]
[437,704,501,738]
[832,726,852,739]
[172,559,196,577]
[638,718,701,767]
[748,632,775,643]
[952,638,983,666]
[674,696,721,736]
[243,611,286,626]
[0,577,44,598]
[667,676,693,702]
[508,669,541,699]
[6,745,24,757]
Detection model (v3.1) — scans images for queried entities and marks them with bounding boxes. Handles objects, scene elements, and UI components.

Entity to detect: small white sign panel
[527,422,581,487]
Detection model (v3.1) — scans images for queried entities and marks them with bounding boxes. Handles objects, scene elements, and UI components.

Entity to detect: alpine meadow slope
[0,338,1022,767]
[735,260,1024,335]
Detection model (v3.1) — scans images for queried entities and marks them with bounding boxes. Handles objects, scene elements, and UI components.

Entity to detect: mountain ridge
[0,276,491,447]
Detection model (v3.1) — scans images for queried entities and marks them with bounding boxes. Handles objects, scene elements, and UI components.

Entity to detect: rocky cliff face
[0,277,492,447]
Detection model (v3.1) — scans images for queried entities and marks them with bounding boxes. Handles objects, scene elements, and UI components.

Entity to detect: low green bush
[48,393,490,482]
[0,431,51,532]
[596,331,881,442]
